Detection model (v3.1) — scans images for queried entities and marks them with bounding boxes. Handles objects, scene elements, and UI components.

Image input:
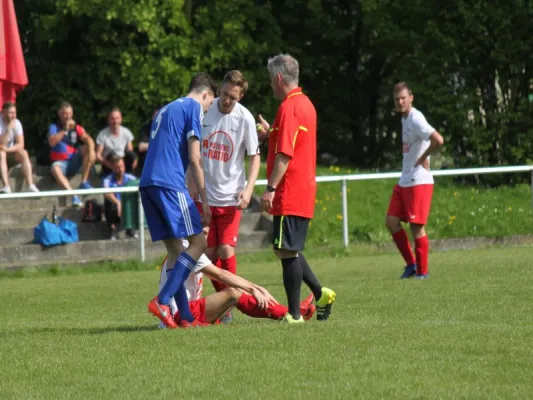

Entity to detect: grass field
[254,165,533,247]
[1,247,532,399]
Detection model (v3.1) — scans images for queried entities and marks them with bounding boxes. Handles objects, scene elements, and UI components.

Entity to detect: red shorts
[197,203,242,248]
[175,298,218,325]
[387,184,434,225]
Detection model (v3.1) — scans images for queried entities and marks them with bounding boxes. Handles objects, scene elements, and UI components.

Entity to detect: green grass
[1,247,533,399]
[254,164,533,247]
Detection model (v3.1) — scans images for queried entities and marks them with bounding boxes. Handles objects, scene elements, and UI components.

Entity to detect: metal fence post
[531,170,533,210]
[341,179,349,248]
[138,191,145,262]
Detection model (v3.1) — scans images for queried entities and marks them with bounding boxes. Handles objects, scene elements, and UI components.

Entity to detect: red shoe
[147,296,178,328]
[300,293,315,308]
[301,304,316,321]
[179,319,210,328]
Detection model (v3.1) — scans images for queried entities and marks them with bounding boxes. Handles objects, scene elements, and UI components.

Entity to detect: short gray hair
[267,54,299,85]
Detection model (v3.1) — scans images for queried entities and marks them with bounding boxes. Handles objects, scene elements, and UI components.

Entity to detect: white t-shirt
[159,239,212,322]
[399,108,435,187]
[0,118,23,148]
[96,126,134,158]
[201,99,259,206]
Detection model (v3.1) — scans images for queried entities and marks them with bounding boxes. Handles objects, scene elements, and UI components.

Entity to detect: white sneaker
[28,184,40,192]
[0,186,11,194]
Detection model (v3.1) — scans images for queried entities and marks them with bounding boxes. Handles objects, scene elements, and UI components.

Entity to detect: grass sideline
[1,247,532,399]
[254,165,533,247]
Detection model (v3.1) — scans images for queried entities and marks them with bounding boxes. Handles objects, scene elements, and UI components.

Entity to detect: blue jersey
[139,97,202,191]
[102,172,137,201]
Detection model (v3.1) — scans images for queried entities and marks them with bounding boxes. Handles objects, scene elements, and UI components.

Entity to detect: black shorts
[272,215,310,252]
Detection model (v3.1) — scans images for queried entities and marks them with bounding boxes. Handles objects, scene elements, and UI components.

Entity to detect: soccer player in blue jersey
[140,73,217,328]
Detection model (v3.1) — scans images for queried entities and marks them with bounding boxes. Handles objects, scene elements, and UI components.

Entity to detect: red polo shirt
[266,87,317,218]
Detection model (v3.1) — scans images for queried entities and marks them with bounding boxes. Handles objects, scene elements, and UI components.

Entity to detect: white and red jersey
[201,99,259,206]
[159,240,211,319]
[399,107,435,188]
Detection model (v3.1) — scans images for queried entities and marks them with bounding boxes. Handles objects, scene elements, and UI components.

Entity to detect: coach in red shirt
[258,54,336,324]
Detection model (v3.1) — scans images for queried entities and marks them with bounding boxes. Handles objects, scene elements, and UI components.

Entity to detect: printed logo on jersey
[202,130,235,162]
[402,142,410,153]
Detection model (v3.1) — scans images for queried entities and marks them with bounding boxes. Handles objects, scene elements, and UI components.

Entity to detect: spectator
[102,155,138,240]
[135,108,158,175]
[0,102,39,193]
[96,107,137,176]
[48,102,96,207]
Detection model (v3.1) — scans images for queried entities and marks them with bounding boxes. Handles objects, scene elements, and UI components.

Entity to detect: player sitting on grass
[158,238,316,327]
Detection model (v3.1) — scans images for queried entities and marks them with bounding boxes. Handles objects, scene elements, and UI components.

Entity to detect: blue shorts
[51,151,83,177]
[140,186,203,242]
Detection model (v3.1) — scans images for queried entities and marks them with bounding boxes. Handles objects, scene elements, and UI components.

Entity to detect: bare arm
[79,132,95,150]
[138,142,149,152]
[188,138,207,204]
[95,144,106,164]
[415,131,444,167]
[246,154,261,192]
[237,154,261,210]
[48,130,66,147]
[188,138,210,225]
[268,153,291,188]
[126,141,134,152]
[6,134,24,153]
[186,168,198,201]
[202,265,278,308]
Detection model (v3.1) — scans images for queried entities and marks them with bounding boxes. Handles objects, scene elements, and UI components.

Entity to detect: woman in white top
[0,102,39,193]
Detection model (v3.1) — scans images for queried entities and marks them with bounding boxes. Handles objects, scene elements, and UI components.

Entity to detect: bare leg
[0,151,8,188]
[203,288,241,323]
[14,150,34,187]
[385,214,403,234]
[80,145,95,183]
[51,164,73,190]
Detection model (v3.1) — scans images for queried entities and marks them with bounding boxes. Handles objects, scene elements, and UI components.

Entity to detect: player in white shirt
[158,237,315,327]
[0,102,39,193]
[189,70,261,305]
[385,82,444,279]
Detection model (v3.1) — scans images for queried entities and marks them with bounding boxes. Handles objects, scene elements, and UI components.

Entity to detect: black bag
[82,199,102,222]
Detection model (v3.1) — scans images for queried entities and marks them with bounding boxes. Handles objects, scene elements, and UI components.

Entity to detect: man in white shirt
[95,107,137,176]
[0,102,39,193]
[385,82,444,279]
[190,70,260,301]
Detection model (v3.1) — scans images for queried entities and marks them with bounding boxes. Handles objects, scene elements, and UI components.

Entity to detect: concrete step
[7,162,104,192]
[0,208,271,233]
[0,207,83,227]
[0,231,270,269]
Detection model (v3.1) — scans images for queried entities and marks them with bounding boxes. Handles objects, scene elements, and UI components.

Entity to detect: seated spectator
[0,102,39,193]
[96,107,137,176]
[102,155,138,240]
[48,102,96,207]
[135,108,158,175]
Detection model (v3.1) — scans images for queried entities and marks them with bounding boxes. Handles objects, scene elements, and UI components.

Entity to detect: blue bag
[34,218,63,247]
[58,217,79,244]
[34,217,79,247]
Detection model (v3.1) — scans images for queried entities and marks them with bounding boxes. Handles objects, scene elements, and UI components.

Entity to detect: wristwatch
[266,185,276,193]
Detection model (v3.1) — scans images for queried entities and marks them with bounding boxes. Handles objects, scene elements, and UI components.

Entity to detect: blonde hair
[222,70,249,95]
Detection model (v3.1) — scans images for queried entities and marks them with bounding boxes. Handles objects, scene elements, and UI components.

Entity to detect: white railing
[1,165,533,260]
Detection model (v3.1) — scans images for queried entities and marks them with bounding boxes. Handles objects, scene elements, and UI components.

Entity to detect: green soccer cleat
[316,287,336,321]
[280,313,305,324]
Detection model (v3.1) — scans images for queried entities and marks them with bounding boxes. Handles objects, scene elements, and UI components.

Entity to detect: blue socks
[158,252,196,305]
[174,268,194,322]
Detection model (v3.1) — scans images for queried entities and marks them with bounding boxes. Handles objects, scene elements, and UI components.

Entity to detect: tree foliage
[14,0,533,170]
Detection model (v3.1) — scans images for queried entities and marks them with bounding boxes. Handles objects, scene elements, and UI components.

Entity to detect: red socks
[415,236,429,275]
[392,229,416,266]
[221,255,237,275]
[210,255,237,292]
[236,293,287,320]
